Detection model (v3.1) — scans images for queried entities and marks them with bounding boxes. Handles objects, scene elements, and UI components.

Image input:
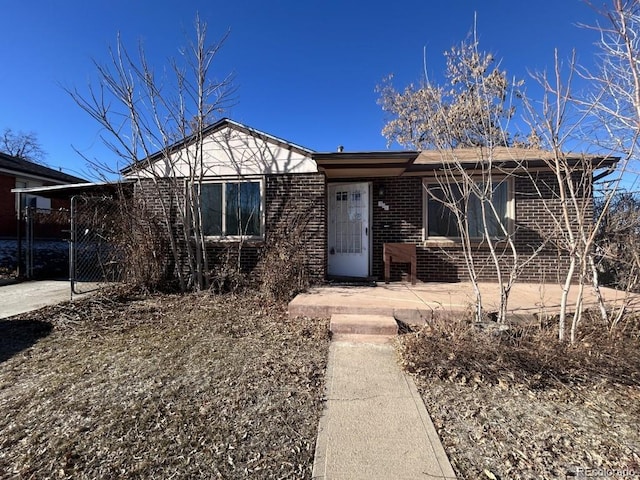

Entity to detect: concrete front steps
[330,313,398,343]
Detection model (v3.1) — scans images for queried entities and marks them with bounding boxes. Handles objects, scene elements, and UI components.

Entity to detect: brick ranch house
[0,152,86,238]
[123,118,617,285]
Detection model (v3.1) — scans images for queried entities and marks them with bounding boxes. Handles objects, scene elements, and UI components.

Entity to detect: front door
[327,183,370,277]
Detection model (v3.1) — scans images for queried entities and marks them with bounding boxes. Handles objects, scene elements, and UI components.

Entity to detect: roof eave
[407,155,620,172]
[11,179,135,200]
[314,151,420,178]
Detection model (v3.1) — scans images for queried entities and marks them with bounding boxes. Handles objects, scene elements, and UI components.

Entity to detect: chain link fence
[21,207,70,279]
[70,195,123,295]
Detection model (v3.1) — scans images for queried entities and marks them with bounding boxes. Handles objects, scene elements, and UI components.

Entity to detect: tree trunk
[558,255,576,342]
[588,254,609,324]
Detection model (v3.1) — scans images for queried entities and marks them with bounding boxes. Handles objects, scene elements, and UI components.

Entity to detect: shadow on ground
[0,319,52,363]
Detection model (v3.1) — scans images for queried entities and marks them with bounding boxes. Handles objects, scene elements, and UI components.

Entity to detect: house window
[424,178,512,239]
[200,180,262,237]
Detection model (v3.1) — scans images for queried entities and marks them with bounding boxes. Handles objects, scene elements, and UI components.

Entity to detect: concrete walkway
[312,340,456,479]
[0,280,72,319]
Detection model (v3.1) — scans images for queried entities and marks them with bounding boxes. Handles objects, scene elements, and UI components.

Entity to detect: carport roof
[11,179,135,199]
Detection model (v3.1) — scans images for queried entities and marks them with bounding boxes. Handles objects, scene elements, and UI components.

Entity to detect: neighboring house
[124,118,616,284]
[0,152,86,237]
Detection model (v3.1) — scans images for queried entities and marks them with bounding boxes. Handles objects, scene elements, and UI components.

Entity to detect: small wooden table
[383,243,417,285]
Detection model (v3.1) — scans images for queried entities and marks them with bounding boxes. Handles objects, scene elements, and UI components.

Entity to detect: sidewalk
[312,341,456,479]
[0,280,71,319]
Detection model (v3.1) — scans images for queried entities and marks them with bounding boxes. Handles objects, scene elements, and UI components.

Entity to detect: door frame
[326,181,372,278]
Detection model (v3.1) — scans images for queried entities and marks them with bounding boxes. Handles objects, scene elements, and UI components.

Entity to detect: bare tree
[67,16,235,291]
[379,31,543,323]
[1,128,47,163]
[596,193,640,290]
[377,34,518,150]
[521,41,632,343]
[577,0,640,333]
[526,0,640,341]
[501,0,640,343]
[582,0,640,162]
[380,8,636,341]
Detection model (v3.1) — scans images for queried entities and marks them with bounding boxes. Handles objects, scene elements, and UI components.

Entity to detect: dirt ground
[397,317,640,479]
[0,288,330,479]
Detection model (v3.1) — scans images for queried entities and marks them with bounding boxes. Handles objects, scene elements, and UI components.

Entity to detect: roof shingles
[0,152,85,184]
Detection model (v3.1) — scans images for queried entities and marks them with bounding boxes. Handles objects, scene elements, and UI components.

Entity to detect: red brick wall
[0,174,73,238]
[0,174,17,237]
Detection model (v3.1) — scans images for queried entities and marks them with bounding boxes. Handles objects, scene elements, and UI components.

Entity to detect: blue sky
[1,0,604,180]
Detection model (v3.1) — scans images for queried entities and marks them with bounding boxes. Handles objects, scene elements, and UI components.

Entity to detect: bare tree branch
[0,128,47,164]
[66,16,235,291]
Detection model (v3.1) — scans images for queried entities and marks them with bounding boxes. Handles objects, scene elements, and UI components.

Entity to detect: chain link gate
[70,195,123,295]
[22,206,70,279]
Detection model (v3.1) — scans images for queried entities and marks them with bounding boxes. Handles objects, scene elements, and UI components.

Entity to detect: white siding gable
[126,125,317,179]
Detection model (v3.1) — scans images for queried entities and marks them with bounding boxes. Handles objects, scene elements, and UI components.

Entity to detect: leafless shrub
[259,210,311,303]
[70,195,173,292]
[398,312,640,390]
[595,192,640,292]
[208,245,249,294]
[113,196,172,291]
[29,207,69,230]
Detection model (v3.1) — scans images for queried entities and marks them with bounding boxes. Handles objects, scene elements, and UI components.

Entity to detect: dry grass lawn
[398,316,640,479]
[0,288,329,479]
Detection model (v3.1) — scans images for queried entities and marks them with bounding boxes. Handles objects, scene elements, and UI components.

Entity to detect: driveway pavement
[0,280,72,319]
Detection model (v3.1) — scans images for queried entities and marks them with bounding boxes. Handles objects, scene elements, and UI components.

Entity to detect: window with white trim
[200,180,262,238]
[424,178,513,239]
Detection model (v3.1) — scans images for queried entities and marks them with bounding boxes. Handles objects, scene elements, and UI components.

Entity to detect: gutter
[593,166,617,183]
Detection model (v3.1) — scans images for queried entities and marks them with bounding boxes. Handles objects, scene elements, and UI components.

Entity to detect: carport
[11,180,134,295]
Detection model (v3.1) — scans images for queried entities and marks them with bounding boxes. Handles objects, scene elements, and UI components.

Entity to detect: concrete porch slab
[289,281,640,323]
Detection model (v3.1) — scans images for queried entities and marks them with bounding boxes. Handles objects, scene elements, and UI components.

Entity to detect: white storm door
[327,183,370,277]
